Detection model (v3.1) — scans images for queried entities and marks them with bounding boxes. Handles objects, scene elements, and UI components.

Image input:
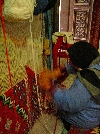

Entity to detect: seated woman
[39,41,100,134]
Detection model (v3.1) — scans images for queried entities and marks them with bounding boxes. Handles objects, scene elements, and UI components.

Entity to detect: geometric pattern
[90,0,100,49]
[0,79,29,134]
[0,65,56,134]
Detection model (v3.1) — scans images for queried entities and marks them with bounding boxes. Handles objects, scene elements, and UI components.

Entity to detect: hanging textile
[26,66,41,128]
[34,0,49,15]
[0,79,29,134]
[43,9,55,69]
[34,0,57,15]
[3,0,36,22]
[90,0,100,49]
[43,0,57,13]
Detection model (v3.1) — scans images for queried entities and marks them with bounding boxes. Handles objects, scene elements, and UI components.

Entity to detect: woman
[39,41,100,133]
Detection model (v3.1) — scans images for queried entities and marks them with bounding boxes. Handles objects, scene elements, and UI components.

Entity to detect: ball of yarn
[38,68,61,90]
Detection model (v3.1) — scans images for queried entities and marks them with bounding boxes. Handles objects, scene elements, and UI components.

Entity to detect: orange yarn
[38,68,61,90]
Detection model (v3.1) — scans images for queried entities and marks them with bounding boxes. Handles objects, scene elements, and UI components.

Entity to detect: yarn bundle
[38,68,62,90]
[3,0,36,22]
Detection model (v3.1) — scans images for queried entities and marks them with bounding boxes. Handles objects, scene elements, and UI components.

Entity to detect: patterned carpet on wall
[90,0,100,49]
[0,79,29,134]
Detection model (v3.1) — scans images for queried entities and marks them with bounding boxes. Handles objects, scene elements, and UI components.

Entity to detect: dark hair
[67,41,99,69]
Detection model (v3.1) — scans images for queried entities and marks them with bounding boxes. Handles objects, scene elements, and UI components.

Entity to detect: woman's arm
[52,79,91,113]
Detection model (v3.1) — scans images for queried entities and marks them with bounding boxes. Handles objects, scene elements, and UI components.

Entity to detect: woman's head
[67,41,99,69]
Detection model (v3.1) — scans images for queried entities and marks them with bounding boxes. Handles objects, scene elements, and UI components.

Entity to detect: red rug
[0,80,29,134]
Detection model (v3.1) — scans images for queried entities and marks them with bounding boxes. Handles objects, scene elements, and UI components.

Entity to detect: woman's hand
[38,68,62,90]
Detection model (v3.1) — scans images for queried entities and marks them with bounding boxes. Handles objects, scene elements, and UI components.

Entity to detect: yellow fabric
[0,35,27,95]
[91,126,100,134]
[43,38,50,56]
[0,14,43,95]
[3,0,36,22]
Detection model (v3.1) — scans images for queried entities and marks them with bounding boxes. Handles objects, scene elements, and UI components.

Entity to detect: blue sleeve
[53,79,91,113]
[65,63,77,75]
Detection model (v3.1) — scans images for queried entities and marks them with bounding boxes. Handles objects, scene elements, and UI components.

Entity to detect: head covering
[67,41,100,104]
[67,41,99,69]
[77,55,100,104]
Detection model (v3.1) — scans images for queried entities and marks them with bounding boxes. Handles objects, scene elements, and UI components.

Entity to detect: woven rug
[90,0,100,49]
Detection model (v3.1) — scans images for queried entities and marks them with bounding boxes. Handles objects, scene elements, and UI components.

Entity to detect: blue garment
[53,63,100,129]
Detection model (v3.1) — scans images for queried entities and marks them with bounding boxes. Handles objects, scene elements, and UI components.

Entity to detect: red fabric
[0,66,46,134]
[68,125,100,134]
[0,0,4,5]
[26,66,41,127]
[90,0,100,49]
[0,65,56,134]
[26,66,55,116]
[0,80,29,134]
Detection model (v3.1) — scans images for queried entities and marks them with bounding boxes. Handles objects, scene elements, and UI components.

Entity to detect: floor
[28,74,76,134]
[28,113,68,134]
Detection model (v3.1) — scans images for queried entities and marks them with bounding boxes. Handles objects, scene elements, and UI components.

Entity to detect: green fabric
[77,55,100,104]
[89,54,100,67]
[61,127,68,134]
